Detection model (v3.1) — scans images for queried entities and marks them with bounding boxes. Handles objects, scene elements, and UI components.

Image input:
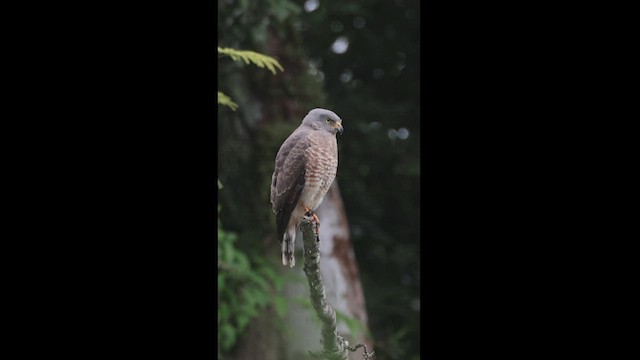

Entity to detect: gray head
[301,108,344,135]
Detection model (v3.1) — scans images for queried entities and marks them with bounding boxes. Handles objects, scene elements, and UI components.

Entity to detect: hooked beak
[336,122,344,135]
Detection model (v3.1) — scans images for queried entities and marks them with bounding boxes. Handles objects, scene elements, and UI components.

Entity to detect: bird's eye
[325,118,332,123]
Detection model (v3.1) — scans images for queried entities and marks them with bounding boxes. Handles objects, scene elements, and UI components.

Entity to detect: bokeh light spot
[353,17,366,29]
[339,69,353,83]
[304,0,319,12]
[330,21,344,32]
[397,127,410,140]
[331,36,349,54]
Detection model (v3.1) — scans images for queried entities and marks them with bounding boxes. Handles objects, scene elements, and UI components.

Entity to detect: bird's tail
[281,227,296,268]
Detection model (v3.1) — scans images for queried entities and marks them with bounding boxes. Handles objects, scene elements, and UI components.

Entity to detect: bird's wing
[271,131,309,242]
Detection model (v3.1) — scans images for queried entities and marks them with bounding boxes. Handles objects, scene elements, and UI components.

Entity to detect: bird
[270,108,344,267]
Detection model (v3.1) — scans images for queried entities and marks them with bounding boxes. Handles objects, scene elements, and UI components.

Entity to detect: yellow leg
[303,206,320,236]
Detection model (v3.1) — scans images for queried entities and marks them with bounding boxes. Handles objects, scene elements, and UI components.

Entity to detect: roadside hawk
[270,108,344,267]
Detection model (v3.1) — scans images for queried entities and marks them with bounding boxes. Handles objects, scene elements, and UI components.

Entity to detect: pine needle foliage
[217,91,238,111]
[218,47,284,75]
[217,47,283,111]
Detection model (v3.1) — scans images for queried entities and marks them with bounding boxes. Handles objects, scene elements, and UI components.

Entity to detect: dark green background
[218,1,420,358]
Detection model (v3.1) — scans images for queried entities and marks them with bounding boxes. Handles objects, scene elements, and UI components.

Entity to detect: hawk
[270,108,344,267]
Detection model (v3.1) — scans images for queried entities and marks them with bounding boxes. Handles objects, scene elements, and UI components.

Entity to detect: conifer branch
[218,47,284,75]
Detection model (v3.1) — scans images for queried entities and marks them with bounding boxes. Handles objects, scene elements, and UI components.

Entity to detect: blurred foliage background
[218,0,420,359]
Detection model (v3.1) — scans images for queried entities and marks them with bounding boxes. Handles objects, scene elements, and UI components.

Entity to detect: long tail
[281,227,296,268]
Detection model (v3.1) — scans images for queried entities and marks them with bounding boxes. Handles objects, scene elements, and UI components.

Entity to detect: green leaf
[274,295,287,318]
[236,313,250,330]
[233,250,250,270]
[217,91,238,111]
[223,240,234,265]
[219,324,236,351]
[260,266,283,290]
[218,302,229,322]
[218,47,284,75]
[247,271,270,292]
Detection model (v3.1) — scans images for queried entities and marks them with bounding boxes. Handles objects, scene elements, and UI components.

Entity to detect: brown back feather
[270,131,309,242]
[275,169,305,242]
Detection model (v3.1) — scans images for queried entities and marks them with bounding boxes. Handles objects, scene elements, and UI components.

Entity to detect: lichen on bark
[300,213,374,360]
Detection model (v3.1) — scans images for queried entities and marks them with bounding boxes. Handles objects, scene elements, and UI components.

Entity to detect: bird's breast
[302,156,337,209]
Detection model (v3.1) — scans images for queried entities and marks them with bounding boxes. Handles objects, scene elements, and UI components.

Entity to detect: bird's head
[302,108,344,135]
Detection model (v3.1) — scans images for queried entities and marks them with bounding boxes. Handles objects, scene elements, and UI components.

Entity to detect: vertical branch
[300,214,349,360]
[301,213,375,360]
